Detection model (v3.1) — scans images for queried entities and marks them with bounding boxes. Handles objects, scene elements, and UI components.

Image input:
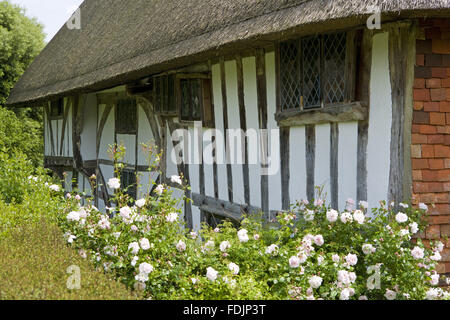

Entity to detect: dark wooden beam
[330,123,339,209]
[305,125,315,202]
[235,54,250,205]
[255,49,269,218]
[220,57,233,203]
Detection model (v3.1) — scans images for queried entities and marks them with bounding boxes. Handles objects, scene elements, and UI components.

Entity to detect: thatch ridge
[7,0,450,106]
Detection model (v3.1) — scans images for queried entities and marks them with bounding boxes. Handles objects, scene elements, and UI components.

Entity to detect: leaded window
[49,98,64,119]
[279,32,352,111]
[153,74,176,114]
[115,98,137,134]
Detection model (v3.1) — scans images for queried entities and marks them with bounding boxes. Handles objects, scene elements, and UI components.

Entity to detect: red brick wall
[412,18,450,275]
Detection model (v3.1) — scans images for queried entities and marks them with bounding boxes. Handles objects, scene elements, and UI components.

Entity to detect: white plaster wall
[315,123,331,201]
[266,52,282,211]
[80,94,97,160]
[242,56,261,208]
[289,126,307,203]
[137,104,155,166]
[98,104,115,160]
[338,122,358,210]
[212,63,229,201]
[224,60,245,205]
[367,31,392,210]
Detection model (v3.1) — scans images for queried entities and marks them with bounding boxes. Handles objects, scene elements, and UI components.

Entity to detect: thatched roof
[7,0,450,106]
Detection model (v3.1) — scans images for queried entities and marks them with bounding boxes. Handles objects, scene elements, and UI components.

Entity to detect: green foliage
[0,0,45,106]
[0,107,43,167]
[57,145,449,300]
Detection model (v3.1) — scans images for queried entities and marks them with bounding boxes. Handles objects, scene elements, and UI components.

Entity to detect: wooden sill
[275,101,368,127]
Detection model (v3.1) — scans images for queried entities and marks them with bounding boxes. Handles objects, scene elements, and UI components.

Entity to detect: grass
[0,218,141,300]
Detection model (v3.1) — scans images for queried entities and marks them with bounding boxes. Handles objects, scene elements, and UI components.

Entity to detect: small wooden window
[278,31,355,111]
[115,98,137,134]
[49,99,64,119]
[177,74,214,127]
[120,169,136,199]
[153,74,176,115]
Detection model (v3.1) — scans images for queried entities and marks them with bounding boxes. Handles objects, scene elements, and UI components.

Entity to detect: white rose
[140,238,151,250]
[220,241,231,252]
[430,251,442,261]
[67,211,80,222]
[430,274,440,286]
[237,229,249,243]
[228,262,240,275]
[340,288,350,300]
[128,242,140,254]
[155,184,164,195]
[265,244,278,255]
[176,240,186,252]
[139,262,154,274]
[314,235,324,246]
[353,210,365,224]
[289,256,301,268]
[206,267,218,281]
[385,289,397,300]
[326,209,339,222]
[308,275,323,289]
[409,222,419,234]
[419,203,428,211]
[107,177,120,189]
[345,253,358,266]
[131,256,139,267]
[411,246,424,259]
[204,240,215,251]
[98,216,110,229]
[340,212,353,224]
[332,254,340,263]
[49,184,61,192]
[120,206,132,219]
[136,198,146,208]
[435,241,444,252]
[395,212,408,223]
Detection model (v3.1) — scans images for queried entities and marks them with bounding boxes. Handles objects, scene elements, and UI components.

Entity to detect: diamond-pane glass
[280,41,301,110]
[323,32,346,104]
[302,36,321,108]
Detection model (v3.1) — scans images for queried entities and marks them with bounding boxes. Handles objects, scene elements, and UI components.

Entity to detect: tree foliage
[0,0,45,106]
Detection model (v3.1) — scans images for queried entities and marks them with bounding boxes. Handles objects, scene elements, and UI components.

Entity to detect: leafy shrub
[0,107,43,168]
[57,146,449,300]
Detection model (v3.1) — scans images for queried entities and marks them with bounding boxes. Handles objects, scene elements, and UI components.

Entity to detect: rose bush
[58,145,449,300]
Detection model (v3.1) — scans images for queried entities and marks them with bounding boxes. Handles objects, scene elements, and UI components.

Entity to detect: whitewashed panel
[315,123,331,201]
[289,126,307,203]
[242,56,261,208]
[212,63,229,201]
[367,32,392,210]
[338,122,358,210]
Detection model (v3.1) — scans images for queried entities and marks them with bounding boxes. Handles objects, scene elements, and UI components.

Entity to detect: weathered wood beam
[356,29,373,204]
[44,103,56,156]
[305,125,315,201]
[255,49,269,218]
[59,98,72,156]
[280,127,290,210]
[330,123,339,209]
[275,102,368,127]
[387,21,416,204]
[235,54,250,205]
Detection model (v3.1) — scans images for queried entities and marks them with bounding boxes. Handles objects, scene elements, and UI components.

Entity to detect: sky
[9,0,84,43]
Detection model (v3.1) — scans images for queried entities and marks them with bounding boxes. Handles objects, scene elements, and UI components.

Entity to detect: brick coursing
[412,18,450,275]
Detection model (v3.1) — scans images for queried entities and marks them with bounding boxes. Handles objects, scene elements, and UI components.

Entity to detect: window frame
[120,168,137,199]
[275,29,364,127]
[115,97,137,135]
[151,72,214,128]
[49,98,64,120]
